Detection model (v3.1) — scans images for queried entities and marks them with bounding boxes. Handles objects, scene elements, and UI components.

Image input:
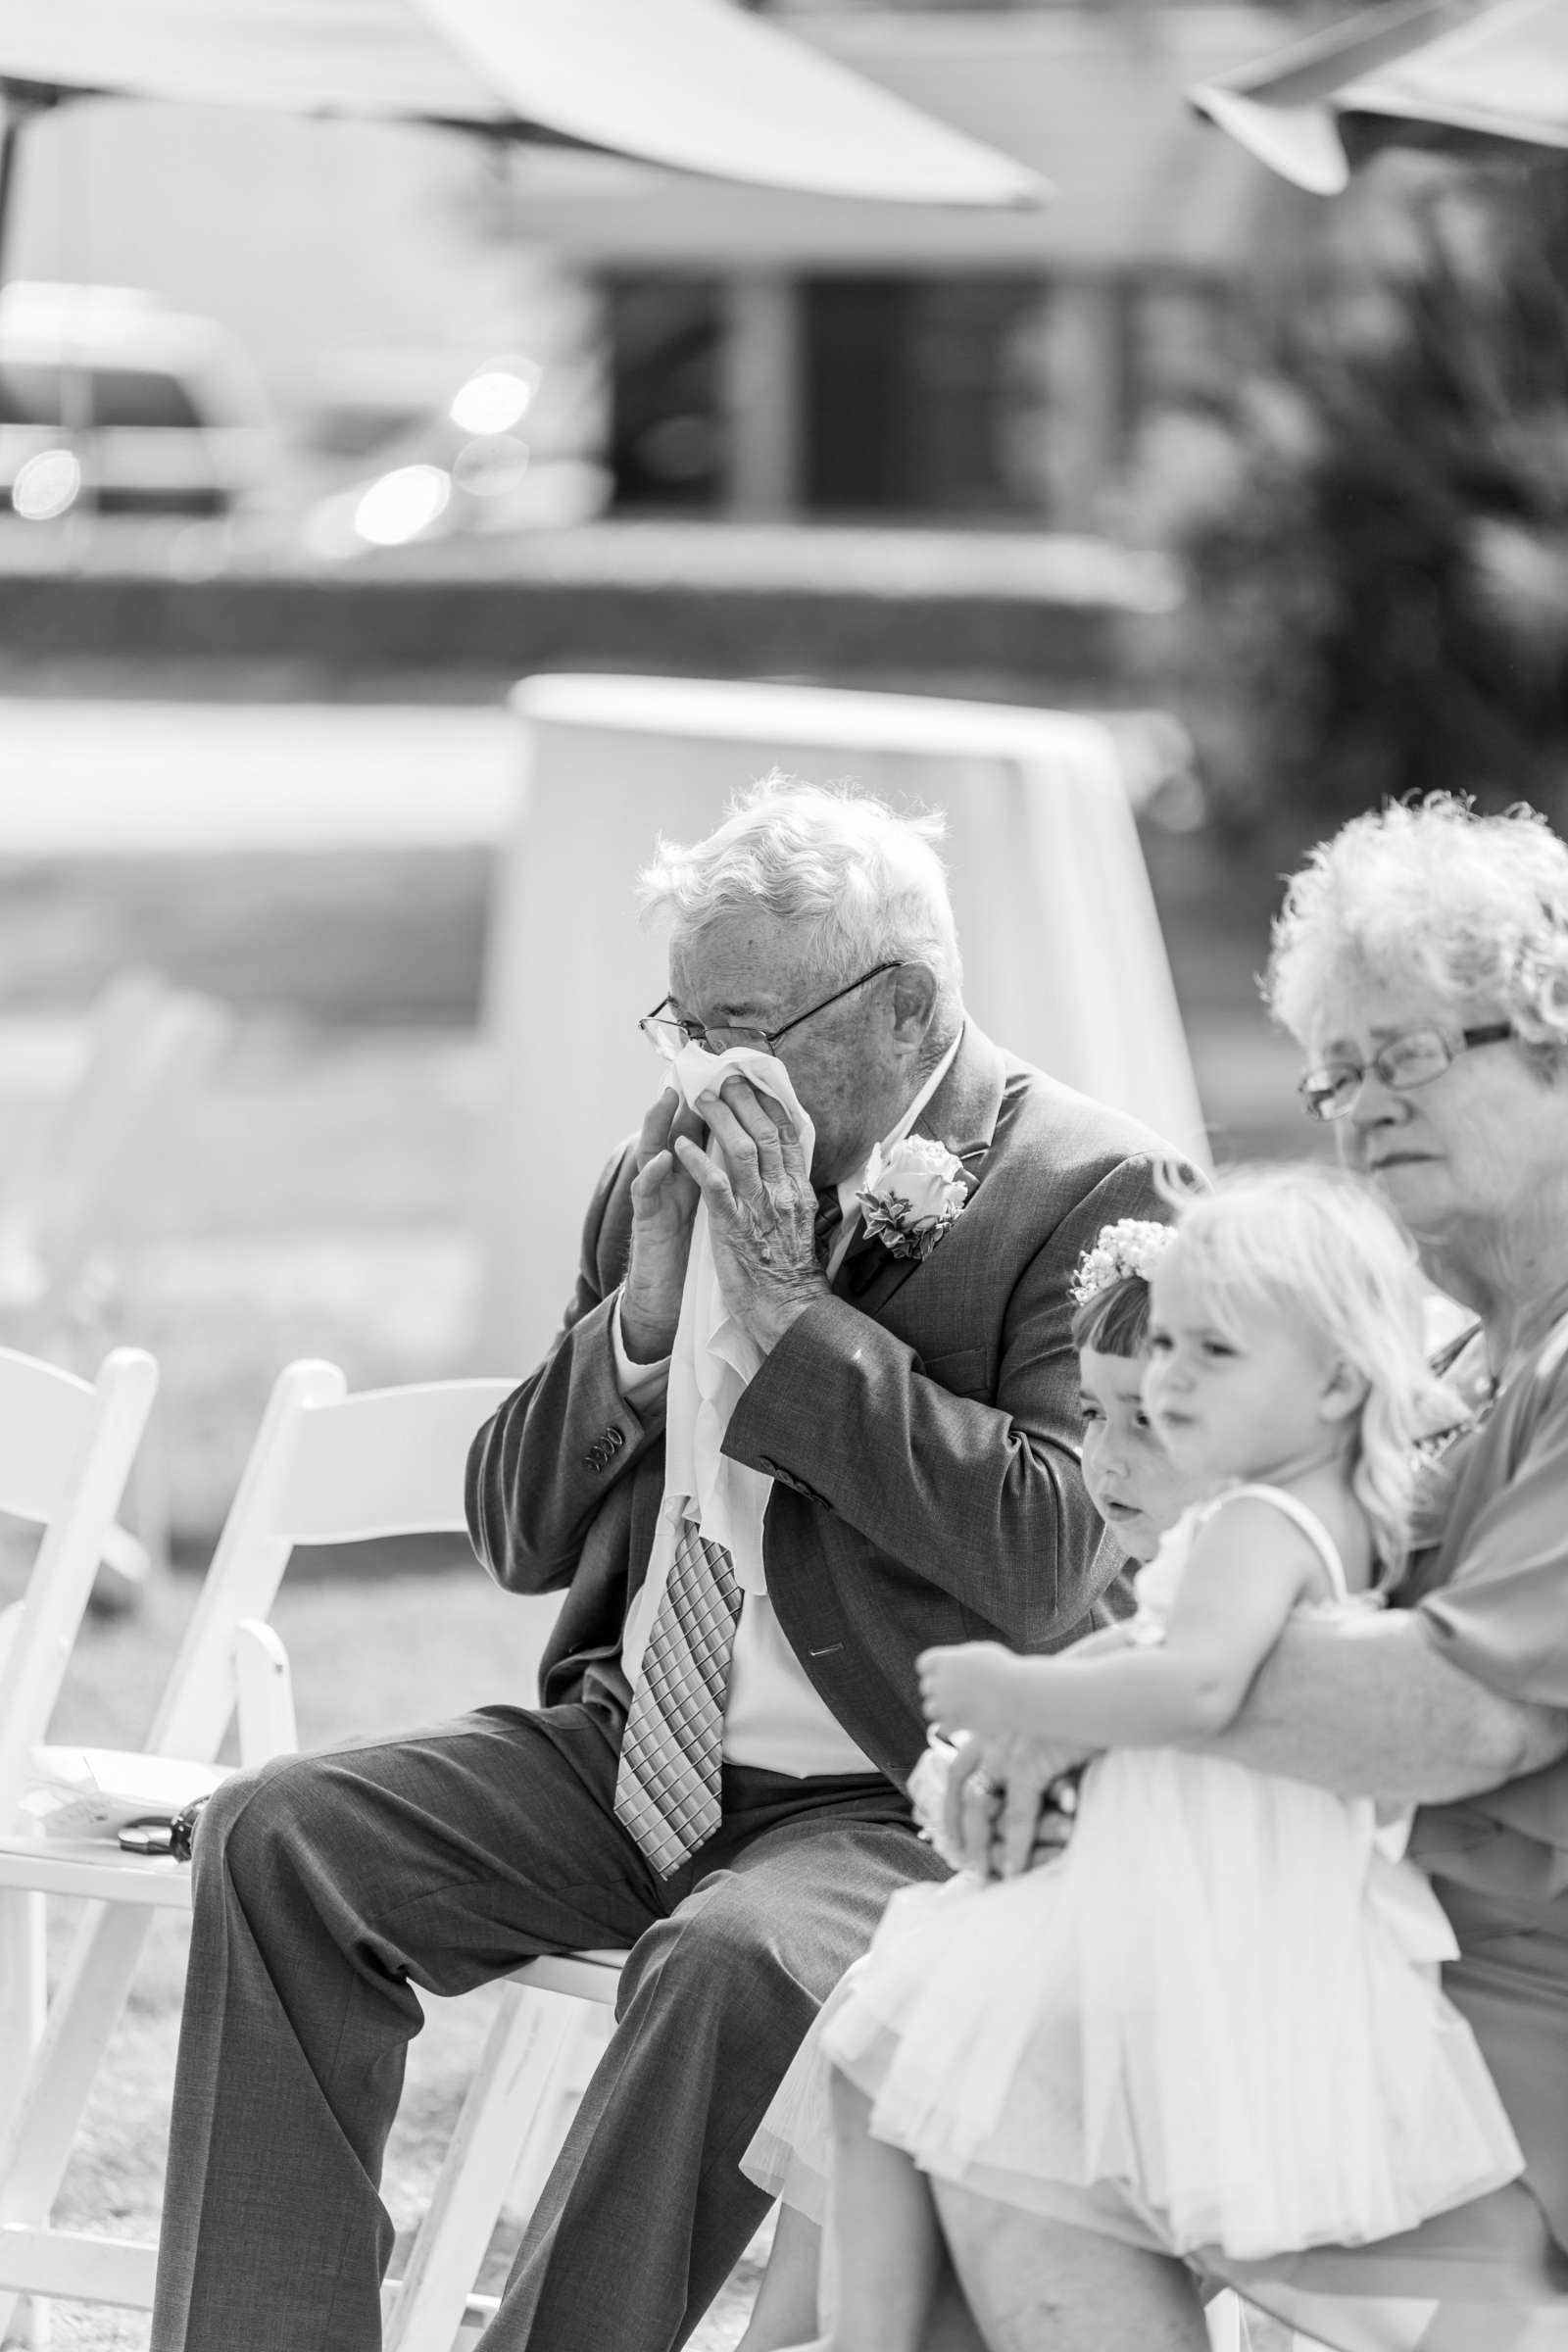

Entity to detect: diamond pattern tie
[614,1520,742,1877]
[812,1184,844,1269]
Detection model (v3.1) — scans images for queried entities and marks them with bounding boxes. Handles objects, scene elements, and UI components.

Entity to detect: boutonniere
[857,1136,969,1262]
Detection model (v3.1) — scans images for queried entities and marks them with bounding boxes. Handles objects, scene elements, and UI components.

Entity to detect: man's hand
[917,1641,1033,1740]
[672,1074,828,1356]
[622,1089,705,1362]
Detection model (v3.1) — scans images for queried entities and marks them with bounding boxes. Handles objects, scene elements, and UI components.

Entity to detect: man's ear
[890,962,939,1047]
[1318,1359,1368,1424]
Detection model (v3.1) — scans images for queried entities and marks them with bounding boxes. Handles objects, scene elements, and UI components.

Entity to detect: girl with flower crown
[736,1169,1525,2352]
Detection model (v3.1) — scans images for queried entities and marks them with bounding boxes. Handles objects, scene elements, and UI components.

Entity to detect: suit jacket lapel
[834,1021,1008,1320]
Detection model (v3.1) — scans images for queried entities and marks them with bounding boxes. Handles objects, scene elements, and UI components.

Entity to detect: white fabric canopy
[0,0,1043,206]
[1191,0,1568,194]
[475,673,1208,1367]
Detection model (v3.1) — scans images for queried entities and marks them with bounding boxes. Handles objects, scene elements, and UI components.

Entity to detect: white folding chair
[0,1343,159,2347]
[0,1358,619,2352]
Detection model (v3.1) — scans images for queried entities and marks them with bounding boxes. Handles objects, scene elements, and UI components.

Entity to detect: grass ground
[6,807,1299,2349]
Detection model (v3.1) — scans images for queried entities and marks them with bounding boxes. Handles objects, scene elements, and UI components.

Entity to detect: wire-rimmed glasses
[1298,1022,1513,1121]
[639,961,904,1061]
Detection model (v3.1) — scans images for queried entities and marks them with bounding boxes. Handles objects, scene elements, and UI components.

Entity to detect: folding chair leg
[0,1895,45,2142]
[0,1893,46,2352]
[503,2002,611,2229]
[0,2277,46,2349]
[382,1984,584,2352]
[0,1905,157,2347]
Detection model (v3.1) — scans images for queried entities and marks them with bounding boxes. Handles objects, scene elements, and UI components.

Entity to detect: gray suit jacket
[466,1021,1177,1788]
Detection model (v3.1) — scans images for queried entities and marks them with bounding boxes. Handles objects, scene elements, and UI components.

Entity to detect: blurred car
[0,282,274,524]
[295,347,612,559]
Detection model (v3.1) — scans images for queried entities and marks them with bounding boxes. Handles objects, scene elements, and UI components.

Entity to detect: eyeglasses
[640,961,904,1062]
[1298,1022,1513,1122]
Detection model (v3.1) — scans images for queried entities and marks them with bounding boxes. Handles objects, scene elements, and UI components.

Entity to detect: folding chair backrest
[0,1345,159,1820]
[147,1361,516,1768]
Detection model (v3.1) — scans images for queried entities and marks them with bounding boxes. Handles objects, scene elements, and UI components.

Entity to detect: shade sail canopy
[501,9,1297,274]
[1191,0,1568,194]
[0,0,1043,207]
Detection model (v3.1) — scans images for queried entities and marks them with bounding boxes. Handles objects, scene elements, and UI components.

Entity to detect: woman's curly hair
[1266,794,1568,1064]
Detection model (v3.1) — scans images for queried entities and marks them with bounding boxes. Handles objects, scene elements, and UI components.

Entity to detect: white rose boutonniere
[858,1135,969,1262]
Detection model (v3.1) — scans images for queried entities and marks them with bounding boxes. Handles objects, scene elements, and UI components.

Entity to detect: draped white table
[474,674,1208,1367]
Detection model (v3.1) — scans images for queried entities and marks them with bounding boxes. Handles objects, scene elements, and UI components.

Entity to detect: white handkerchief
[660,1044,815,1602]
[623,1046,817,1686]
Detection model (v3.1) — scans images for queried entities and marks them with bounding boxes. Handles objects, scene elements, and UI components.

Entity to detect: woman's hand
[943,1731,1093,1880]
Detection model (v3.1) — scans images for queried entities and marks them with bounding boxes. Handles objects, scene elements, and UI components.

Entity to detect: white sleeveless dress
[743,1486,1525,2261]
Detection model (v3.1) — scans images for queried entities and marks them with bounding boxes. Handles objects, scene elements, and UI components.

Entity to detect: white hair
[1266,794,1568,1062]
[1165,1164,1448,1585]
[637,773,964,1009]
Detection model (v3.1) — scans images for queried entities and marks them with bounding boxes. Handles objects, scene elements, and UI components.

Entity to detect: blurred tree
[1145,164,1568,846]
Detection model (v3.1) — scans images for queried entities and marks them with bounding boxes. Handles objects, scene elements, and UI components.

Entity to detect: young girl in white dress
[739,1168,1525,2352]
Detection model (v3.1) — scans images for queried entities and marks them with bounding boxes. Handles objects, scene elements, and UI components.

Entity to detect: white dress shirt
[612,1033,962,1778]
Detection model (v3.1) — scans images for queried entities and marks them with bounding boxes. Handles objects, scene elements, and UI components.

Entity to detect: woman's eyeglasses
[1298,1023,1512,1121]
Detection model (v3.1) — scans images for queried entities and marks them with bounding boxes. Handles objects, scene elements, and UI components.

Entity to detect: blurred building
[0,5,1317,540]
[481,4,1315,529]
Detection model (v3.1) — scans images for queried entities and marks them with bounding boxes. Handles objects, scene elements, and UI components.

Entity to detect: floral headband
[1068,1217,1176,1308]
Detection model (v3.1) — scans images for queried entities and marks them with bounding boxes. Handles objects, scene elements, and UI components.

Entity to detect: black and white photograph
[0,2,1563,2348]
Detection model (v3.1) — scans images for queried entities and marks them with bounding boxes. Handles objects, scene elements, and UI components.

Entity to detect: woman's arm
[920,1497,1312,1747]
[1196,1606,1568,1803]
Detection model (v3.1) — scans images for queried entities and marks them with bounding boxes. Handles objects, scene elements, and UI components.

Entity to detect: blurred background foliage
[1135,162,1568,849]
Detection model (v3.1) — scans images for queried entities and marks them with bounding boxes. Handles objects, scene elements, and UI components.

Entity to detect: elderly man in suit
[152,782,1175,2352]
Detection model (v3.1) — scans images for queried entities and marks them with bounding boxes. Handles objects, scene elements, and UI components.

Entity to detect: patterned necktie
[614,1520,742,1877]
[812,1184,845,1269]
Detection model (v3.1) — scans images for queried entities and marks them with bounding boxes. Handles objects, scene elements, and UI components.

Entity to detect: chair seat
[0,1838,192,1906]
[504,1948,627,2004]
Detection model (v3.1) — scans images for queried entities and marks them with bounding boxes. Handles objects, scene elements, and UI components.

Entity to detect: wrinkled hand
[622,1088,706,1361]
[944,1731,1091,1881]
[917,1640,1032,1740]
[673,1074,828,1355]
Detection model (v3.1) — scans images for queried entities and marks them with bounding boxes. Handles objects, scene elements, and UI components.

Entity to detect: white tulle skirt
[743,1749,1525,2261]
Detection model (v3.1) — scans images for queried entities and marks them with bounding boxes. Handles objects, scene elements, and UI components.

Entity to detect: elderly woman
[879,794,1568,2352]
